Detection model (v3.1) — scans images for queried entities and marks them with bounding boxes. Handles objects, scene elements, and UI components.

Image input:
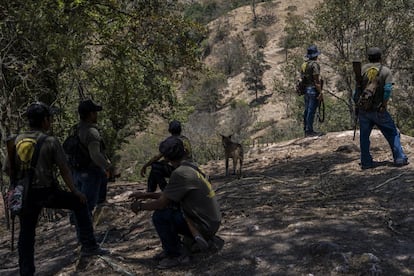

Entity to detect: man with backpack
[300,45,324,137]
[353,47,408,169]
[71,99,116,218]
[6,102,107,276]
[130,136,222,269]
[140,120,192,192]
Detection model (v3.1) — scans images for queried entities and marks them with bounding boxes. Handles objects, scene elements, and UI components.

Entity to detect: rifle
[5,135,17,251]
[352,61,362,141]
[317,79,325,123]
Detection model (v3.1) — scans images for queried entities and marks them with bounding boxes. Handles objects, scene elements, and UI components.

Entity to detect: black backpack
[63,125,92,169]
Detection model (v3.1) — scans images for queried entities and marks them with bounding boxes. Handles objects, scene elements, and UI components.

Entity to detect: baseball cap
[367,47,382,57]
[168,120,182,134]
[25,102,60,119]
[78,99,103,114]
[159,136,185,161]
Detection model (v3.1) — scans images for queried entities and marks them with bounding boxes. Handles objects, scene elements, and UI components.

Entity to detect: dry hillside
[205,0,324,135]
[2,2,414,276]
[1,130,414,275]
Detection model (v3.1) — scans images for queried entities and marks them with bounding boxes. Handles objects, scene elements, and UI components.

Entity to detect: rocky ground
[1,129,414,275]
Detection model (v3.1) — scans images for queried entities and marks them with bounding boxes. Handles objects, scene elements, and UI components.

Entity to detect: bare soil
[1,129,414,275]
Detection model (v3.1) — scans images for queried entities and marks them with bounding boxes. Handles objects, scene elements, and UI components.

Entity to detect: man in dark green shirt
[130,136,221,269]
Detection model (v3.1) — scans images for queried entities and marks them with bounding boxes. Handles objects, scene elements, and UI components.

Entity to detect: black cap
[367,47,382,57]
[25,102,59,119]
[78,99,103,114]
[159,136,185,161]
[168,120,182,134]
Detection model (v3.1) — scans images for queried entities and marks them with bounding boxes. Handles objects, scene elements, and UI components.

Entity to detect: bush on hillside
[215,36,247,77]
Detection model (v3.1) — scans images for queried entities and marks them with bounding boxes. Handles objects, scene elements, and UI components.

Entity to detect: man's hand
[130,201,142,214]
[74,190,87,204]
[140,166,147,177]
[106,165,121,182]
[129,191,147,200]
[317,93,323,102]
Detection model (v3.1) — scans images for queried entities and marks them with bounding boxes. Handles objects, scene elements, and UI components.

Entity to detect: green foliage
[185,69,226,113]
[213,19,231,43]
[242,49,271,101]
[281,14,307,50]
[226,99,256,139]
[215,36,247,77]
[185,112,223,164]
[0,0,205,164]
[313,0,414,133]
[252,29,268,49]
[183,1,220,24]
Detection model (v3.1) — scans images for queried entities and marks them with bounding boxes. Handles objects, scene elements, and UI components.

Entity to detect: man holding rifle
[353,47,408,169]
[301,45,324,137]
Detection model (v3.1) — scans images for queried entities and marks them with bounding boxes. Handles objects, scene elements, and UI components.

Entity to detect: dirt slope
[1,129,414,275]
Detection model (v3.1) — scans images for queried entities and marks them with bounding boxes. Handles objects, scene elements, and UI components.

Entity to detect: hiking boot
[208,235,225,252]
[395,158,409,167]
[361,161,380,170]
[305,131,321,137]
[80,246,110,257]
[157,255,191,269]
[152,251,168,261]
[194,235,209,250]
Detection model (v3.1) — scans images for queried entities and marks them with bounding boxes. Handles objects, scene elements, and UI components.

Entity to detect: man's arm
[88,141,111,170]
[57,161,87,204]
[130,192,170,213]
[140,153,163,177]
[129,191,161,200]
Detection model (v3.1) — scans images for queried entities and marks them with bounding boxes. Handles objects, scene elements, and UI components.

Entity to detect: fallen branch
[369,173,406,191]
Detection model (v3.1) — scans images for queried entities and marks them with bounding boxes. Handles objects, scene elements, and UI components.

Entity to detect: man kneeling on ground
[130,136,222,269]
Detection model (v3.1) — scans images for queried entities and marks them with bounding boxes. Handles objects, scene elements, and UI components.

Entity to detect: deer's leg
[239,158,243,177]
[225,157,229,176]
[232,157,237,175]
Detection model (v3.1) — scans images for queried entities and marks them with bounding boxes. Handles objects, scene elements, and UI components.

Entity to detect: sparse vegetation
[242,49,271,101]
[215,36,247,77]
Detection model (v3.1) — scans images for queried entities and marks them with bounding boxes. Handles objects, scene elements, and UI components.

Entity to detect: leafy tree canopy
[0,0,206,157]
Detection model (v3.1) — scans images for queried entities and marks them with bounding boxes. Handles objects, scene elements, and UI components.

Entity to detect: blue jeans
[152,208,192,257]
[303,87,319,133]
[72,166,107,217]
[359,110,407,167]
[19,188,97,276]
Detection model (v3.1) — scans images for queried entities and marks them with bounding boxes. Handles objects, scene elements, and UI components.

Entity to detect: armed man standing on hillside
[73,99,116,217]
[301,45,324,137]
[353,47,408,169]
[6,102,108,276]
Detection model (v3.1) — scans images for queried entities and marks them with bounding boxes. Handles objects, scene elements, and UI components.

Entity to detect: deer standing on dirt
[221,135,243,177]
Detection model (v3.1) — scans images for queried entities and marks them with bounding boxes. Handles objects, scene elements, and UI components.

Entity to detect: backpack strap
[20,134,47,211]
[30,134,48,169]
[180,162,206,179]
